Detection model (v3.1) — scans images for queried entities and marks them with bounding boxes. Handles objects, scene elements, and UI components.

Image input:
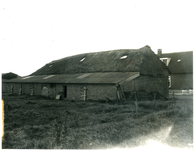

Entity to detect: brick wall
[22,84,31,95]
[2,75,169,99]
[66,85,81,100]
[34,84,42,95]
[48,84,115,100]
[121,75,169,97]
[87,84,116,100]
[4,83,13,94]
[2,83,6,93]
[66,84,116,101]
[13,84,21,95]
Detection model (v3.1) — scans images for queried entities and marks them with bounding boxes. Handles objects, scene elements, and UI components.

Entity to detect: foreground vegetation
[2,95,193,149]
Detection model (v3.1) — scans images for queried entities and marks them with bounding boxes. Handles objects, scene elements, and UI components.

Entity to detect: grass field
[2,95,193,149]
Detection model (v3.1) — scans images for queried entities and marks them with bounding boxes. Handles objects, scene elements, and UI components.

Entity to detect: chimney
[157,49,162,55]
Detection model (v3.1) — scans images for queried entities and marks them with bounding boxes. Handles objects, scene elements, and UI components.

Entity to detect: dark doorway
[64,86,67,98]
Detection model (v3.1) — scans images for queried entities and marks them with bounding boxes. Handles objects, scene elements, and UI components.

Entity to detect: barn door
[64,86,67,98]
[41,85,49,97]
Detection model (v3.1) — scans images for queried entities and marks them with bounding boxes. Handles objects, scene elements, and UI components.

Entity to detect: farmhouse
[2,46,170,100]
[157,49,193,93]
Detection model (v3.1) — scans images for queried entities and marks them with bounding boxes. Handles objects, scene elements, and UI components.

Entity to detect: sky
[0,0,194,77]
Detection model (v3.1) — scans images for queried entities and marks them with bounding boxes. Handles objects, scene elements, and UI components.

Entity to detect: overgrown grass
[2,95,193,149]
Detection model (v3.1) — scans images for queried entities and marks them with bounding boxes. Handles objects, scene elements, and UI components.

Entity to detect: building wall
[121,75,169,98]
[2,83,7,93]
[66,84,81,100]
[170,73,193,90]
[87,84,116,100]
[22,84,31,95]
[2,75,169,100]
[41,84,50,97]
[56,84,63,94]
[5,83,14,94]
[49,84,56,98]
[34,84,42,95]
[13,84,22,95]
[65,84,116,100]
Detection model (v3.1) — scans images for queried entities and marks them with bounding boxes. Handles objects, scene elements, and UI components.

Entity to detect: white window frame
[160,58,171,66]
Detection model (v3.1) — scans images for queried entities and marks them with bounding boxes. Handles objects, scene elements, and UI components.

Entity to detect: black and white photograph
[1,0,194,149]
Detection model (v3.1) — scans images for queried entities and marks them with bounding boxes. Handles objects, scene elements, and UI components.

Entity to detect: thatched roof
[158,51,193,74]
[3,72,140,84]
[2,72,19,80]
[31,46,169,76]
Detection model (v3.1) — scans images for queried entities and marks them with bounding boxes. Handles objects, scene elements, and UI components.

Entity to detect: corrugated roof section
[43,75,55,79]
[3,72,140,84]
[22,76,34,80]
[76,73,91,79]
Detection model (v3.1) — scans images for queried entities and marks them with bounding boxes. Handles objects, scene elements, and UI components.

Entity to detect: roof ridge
[159,51,193,55]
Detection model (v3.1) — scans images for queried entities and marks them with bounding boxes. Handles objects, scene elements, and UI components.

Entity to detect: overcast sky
[0,0,194,76]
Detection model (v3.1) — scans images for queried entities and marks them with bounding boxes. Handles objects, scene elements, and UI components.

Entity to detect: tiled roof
[158,51,193,74]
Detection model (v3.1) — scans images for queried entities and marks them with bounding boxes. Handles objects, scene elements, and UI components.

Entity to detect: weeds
[2,95,193,149]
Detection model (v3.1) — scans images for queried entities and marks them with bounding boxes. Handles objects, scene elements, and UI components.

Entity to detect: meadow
[2,94,193,149]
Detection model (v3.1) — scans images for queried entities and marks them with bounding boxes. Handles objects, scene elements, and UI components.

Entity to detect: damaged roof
[3,72,140,84]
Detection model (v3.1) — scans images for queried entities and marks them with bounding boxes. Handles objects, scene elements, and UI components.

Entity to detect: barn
[157,49,193,94]
[2,46,170,100]
[2,72,19,94]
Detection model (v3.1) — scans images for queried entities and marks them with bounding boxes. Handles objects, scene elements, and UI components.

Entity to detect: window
[160,58,171,66]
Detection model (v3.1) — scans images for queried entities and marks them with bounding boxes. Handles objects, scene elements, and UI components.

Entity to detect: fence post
[134,92,138,117]
[172,91,176,116]
[153,92,156,110]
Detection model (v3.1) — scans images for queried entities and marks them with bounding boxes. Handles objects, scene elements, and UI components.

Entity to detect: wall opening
[80,57,85,62]
[64,86,67,98]
[42,85,49,97]
[168,76,171,88]
[120,55,128,59]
